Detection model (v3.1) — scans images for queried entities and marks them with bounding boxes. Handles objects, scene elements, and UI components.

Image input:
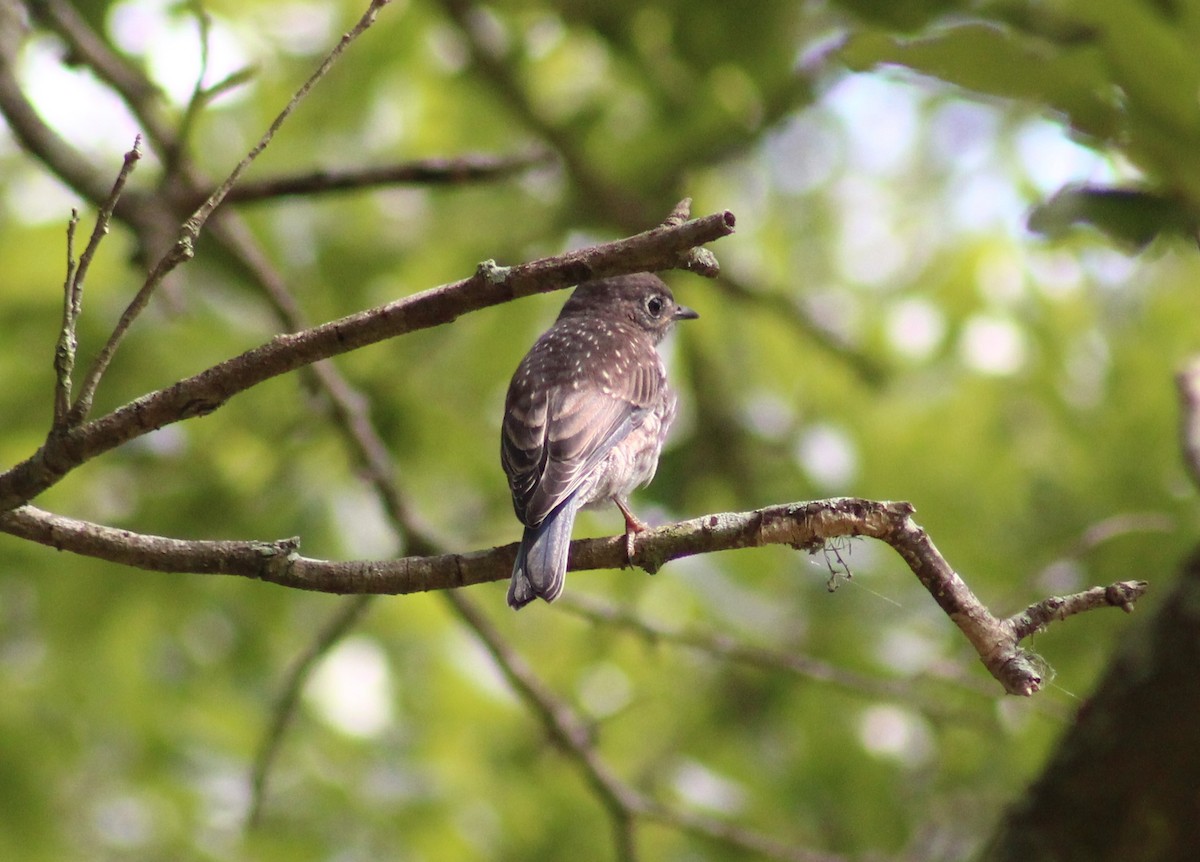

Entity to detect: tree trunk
[981,546,1200,862]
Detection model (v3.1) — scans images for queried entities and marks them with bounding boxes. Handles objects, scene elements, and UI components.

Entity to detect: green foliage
[1,0,1198,860]
[840,24,1123,139]
[839,0,1200,241]
[1028,185,1200,248]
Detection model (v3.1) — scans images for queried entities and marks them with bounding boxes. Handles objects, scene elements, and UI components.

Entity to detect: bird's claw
[615,497,648,567]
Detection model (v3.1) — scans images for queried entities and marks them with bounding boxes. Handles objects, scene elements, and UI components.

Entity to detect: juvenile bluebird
[501,273,698,609]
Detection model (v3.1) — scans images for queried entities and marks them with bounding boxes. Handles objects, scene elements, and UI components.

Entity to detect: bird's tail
[508,501,577,609]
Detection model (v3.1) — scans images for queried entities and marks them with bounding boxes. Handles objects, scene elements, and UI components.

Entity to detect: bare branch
[661,198,722,276]
[444,590,841,862]
[1006,581,1147,640]
[0,209,735,511]
[64,230,196,425]
[50,139,143,430]
[0,497,1146,696]
[437,0,652,225]
[443,593,647,820]
[0,504,301,573]
[52,210,81,426]
[558,593,1003,707]
[64,1,396,424]
[214,151,555,205]
[73,139,143,308]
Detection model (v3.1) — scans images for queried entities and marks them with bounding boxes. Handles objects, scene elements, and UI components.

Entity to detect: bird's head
[558,273,699,342]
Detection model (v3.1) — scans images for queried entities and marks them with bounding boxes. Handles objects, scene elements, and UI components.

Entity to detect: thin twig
[435,0,883,386]
[0,498,1148,696]
[0,209,735,511]
[558,593,990,705]
[445,590,841,861]
[443,592,648,815]
[64,231,196,424]
[64,0,396,425]
[192,0,394,231]
[74,138,143,305]
[1006,581,1148,639]
[52,210,80,426]
[215,151,555,205]
[50,139,142,430]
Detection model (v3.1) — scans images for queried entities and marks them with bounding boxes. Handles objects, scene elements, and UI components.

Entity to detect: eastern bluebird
[501,273,698,609]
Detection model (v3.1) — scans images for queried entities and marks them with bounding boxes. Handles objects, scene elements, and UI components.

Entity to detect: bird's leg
[614,497,648,564]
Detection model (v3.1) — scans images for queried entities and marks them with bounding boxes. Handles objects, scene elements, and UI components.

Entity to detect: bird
[501,273,698,609]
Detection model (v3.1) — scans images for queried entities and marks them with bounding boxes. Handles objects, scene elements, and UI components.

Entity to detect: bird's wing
[503,359,660,528]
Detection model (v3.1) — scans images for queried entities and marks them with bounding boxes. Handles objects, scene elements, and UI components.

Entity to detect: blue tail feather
[508,500,578,609]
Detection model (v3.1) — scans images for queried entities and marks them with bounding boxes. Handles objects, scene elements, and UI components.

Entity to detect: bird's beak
[674,305,700,321]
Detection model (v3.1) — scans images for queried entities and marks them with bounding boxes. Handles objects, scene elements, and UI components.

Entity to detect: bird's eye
[645,295,665,317]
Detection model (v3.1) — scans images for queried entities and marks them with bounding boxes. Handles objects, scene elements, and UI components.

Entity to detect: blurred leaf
[1028,185,1200,248]
[1066,1,1200,143]
[840,24,1121,139]
[829,0,964,31]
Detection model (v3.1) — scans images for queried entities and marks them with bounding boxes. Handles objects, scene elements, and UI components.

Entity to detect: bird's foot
[614,498,648,566]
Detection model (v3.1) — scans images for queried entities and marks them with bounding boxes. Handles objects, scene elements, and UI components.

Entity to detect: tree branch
[443,590,840,862]
[63,0,397,425]
[52,210,80,426]
[0,497,1146,696]
[980,545,1200,862]
[168,0,395,238]
[1005,581,1146,640]
[434,0,884,387]
[557,592,1009,709]
[212,151,555,205]
[52,138,143,429]
[442,592,650,853]
[0,208,734,511]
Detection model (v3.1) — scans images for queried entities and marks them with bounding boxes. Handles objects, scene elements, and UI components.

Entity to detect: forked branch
[0,497,1146,696]
[0,204,734,512]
